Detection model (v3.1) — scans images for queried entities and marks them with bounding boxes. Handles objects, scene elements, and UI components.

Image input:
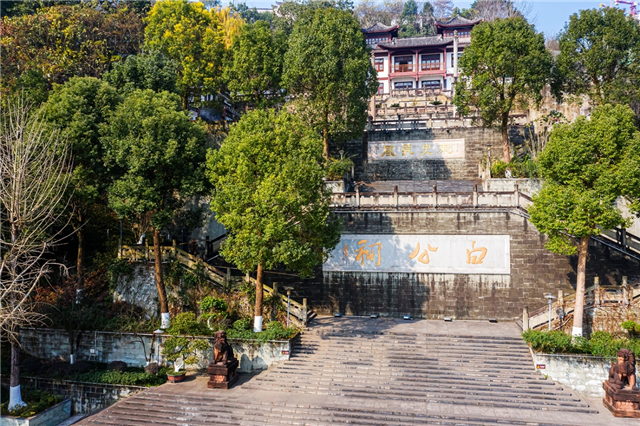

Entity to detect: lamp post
[544,293,556,331]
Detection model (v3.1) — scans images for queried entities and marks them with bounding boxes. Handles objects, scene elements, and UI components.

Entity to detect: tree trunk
[254,261,264,332]
[76,223,84,304]
[154,228,170,329]
[68,330,76,364]
[572,236,590,337]
[9,337,25,410]
[501,112,510,163]
[322,117,329,159]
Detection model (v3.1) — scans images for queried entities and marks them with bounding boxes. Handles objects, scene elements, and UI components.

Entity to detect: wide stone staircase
[244,330,594,415]
[79,320,617,426]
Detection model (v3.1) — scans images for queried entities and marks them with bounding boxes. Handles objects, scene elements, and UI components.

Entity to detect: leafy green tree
[283,6,377,158]
[453,17,552,163]
[223,21,287,108]
[102,51,179,95]
[43,77,121,298]
[103,89,207,328]
[552,7,640,107]
[143,0,225,110]
[206,109,340,332]
[1,2,144,102]
[529,104,639,337]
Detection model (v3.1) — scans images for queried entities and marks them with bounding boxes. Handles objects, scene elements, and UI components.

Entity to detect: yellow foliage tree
[145,0,236,110]
[214,6,245,50]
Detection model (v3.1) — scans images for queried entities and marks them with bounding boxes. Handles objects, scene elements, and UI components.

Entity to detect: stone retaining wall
[345,127,501,182]
[291,210,639,320]
[20,328,298,373]
[1,399,71,425]
[18,379,142,415]
[530,352,612,397]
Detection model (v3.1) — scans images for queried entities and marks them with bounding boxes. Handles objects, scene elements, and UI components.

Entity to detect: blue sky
[228,1,635,38]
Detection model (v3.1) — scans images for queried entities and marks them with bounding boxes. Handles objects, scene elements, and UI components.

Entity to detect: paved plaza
[77,318,640,425]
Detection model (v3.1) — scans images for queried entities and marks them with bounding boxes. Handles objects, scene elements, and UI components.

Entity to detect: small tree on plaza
[283,6,377,159]
[206,109,340,332]
[453,17,552,163]
[103,89,207,329]
[1,97,72,411]
[529,104,640,337]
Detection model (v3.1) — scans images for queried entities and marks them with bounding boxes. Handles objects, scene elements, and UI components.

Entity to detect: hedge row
[522,329,640,358]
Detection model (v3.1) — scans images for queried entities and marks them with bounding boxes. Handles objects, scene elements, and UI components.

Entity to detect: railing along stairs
[119,243,309,327]
[523,276,640,331]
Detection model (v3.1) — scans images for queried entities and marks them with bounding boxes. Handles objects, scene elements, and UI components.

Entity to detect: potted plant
[162,313,211,383]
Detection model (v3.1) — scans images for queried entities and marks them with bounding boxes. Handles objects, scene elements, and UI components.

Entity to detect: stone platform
[76,317,638,426]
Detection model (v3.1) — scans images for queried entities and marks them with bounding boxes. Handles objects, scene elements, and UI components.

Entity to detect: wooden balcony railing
[420,63,441,71]
[393,64,414,72]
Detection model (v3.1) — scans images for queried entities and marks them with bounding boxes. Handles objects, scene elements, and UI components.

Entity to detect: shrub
[166,312,209,336]
[326,157,353,181]
[0,388,62,417]
[622,320,640,336]
[200,296,227,313]
[522,329,573,353]
[490,159,508,178]
[107,361,127,372]
[232,317,252,332]
[588,331,623,357]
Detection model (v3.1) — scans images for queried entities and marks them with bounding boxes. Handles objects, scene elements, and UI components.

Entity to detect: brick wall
[344,127,501,182]
[291,210,639,320]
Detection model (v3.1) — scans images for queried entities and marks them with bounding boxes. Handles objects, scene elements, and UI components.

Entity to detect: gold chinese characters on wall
[368,139,465,161]
[324,234,510,274]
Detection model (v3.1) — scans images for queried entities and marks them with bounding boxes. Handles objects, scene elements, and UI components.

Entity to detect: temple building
[362,17,482,94]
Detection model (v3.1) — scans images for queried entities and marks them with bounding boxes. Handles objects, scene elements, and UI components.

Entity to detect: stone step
[253,376,570,396]
[240,384,595,414]
[294,342,532,355]
[268,365,545,381]
[126,394,580,426]
[284,357,535,369]
[245,379,580,403]
[293,344,531,358]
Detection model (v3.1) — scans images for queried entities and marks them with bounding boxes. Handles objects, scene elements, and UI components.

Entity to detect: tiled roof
[377,36,453,49]
[362,23,399,33]
[435,16,482,27]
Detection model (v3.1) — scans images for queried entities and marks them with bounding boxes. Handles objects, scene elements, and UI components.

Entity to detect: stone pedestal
[603,381,640,418]
[207,359,239,390]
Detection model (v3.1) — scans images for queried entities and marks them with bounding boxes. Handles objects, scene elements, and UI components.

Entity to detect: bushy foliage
[0,388,62,417]
[226,319,298,342]
[522,329,638,358]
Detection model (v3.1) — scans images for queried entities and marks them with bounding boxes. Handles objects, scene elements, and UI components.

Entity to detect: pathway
[76,318,638,425]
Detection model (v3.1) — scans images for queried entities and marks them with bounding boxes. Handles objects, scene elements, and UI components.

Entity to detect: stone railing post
[144,238,150,262]
[302,298,308,326]
[514,184,520,208]
[523,306,530,331]
[356,186,361,208]
[473,184,478,208]
[394,185,398,207]
[433,184,438,209]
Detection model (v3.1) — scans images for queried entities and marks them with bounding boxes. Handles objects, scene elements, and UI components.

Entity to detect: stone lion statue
[213,330,235,365]
[608,348,637,391]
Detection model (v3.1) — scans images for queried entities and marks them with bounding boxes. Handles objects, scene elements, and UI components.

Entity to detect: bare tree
[432,0,454,19]
[0,96,72,411]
